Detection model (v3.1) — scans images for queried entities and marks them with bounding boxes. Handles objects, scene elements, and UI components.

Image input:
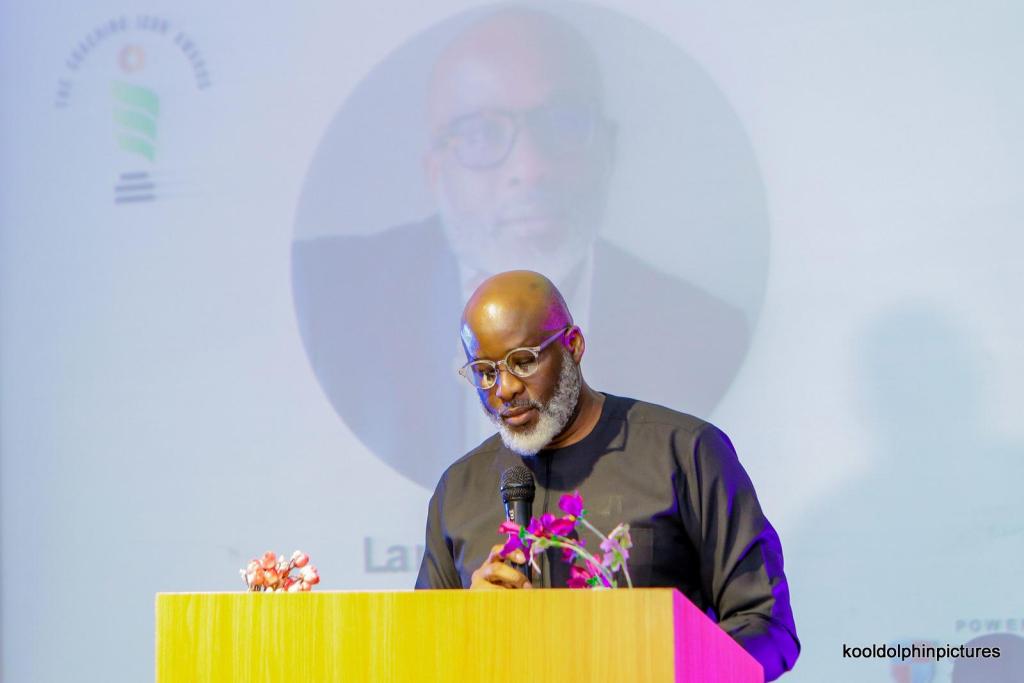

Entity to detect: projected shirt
[415,393,800,680]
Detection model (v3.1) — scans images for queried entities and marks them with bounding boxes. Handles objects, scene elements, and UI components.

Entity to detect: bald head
[428,9,604,136]
[461,270,573,353]
[458,270,598,455]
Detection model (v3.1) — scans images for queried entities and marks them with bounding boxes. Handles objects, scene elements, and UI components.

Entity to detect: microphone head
[499,465,536,504]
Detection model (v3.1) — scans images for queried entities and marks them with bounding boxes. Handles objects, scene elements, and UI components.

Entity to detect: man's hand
[469,544,533,590]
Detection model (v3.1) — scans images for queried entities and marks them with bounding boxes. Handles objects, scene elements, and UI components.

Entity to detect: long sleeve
[415,473,463,589]
[676,424,800,681]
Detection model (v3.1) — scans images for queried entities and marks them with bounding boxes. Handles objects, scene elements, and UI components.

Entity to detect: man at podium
[416,271,800,681]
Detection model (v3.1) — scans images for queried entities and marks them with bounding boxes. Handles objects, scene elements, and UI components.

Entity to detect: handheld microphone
[499,465,535,582]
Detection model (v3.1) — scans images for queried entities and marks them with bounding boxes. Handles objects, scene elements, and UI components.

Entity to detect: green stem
[578,517,609,543]
[578,519,633,589]
[527,534,616,587]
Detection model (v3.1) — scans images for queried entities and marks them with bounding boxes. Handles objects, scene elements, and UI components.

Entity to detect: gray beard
[484,346,582,456]
[436,202,596,287]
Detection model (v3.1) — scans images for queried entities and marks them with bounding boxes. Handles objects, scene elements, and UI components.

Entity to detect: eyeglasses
[458,326,572,390]
[435,104,601,170]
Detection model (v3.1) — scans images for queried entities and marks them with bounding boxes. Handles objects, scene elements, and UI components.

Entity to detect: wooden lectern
[156,589,763,682]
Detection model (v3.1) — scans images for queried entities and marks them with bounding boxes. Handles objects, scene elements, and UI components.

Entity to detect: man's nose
[494,366,525,402]
[502,128,550,187]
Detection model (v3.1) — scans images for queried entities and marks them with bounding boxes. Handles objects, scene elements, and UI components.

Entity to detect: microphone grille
[499,465,536,504]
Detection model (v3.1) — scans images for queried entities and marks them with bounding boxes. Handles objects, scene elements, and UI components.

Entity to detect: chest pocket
[624,526,653,587]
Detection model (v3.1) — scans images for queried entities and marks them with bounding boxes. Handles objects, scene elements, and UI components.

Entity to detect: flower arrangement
[240,550,320,592]
[498,491,633,589]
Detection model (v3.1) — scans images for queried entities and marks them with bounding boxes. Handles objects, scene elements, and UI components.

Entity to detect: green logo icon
[112,81,159,161]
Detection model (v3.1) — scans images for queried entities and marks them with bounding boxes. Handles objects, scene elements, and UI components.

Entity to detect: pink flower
[560,537,585,563]
[498,520,521,535]
[299,564,319,591]
[567,564,596,589]
[259,551,277,570]
[241,550,319,592]
[251,567,266,587]
[500,533,525,559]
[567,559,613,589]
[243,560,260,585]
[601,541,623,569]
[300,564,320,586]
[265,568,281,588]
[527,513,577,539]
[548,516,576,537]
[558,491,584,518]
[498,521,532,559]
[600,524,633,571]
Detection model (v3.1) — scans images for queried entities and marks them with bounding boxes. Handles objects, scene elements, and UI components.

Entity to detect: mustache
[496,193,570,222]
[500,399,542,415]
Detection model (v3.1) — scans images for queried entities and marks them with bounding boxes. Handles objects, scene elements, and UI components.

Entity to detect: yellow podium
[156,589,763,682]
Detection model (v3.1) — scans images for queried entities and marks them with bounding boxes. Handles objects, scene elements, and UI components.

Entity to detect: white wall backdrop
[1,1,1021,681]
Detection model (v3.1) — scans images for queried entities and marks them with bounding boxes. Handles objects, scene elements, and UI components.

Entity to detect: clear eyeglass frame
[435,104,601,170]
[458,325,572,390]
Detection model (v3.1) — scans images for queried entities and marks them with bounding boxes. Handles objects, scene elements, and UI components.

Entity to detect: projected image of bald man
[292,7,749,489]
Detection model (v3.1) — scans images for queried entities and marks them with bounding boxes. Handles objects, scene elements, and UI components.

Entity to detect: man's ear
[566,326,586,364]
[602,120,618,178]
[423,148,440,194]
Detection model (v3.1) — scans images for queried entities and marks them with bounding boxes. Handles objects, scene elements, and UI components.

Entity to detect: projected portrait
[292,3,769,488]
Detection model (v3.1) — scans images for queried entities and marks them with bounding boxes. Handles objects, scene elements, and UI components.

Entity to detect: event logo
[54,15,211,205]
[112,79,159,202]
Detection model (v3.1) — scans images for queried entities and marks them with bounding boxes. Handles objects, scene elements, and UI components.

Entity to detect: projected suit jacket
[291,216,749,488]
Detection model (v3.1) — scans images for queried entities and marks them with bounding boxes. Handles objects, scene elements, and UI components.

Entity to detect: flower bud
[260,551,277,570]
[265,568,280,587]
[300,565,320,585]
